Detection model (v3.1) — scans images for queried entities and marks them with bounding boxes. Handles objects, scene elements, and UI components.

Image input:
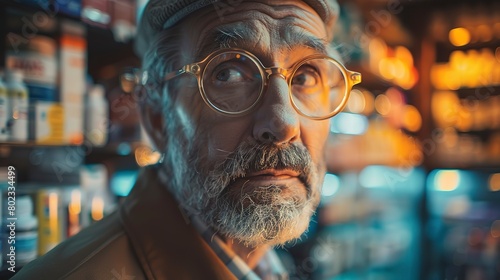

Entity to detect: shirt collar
[180,208,289,280]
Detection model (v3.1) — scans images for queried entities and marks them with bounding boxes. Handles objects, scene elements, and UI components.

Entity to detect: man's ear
[139,102,166,150]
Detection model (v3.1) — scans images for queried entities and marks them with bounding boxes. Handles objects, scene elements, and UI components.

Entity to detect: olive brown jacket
[13,166,236,280]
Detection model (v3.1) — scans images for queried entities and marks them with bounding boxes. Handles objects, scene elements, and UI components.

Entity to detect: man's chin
[206,190,315,247]
[225,177,308,206]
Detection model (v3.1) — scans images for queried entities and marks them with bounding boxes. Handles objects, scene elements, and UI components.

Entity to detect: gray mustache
[220,142,313,183]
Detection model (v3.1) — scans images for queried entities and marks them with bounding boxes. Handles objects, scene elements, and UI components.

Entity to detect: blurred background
[0,0,499,279]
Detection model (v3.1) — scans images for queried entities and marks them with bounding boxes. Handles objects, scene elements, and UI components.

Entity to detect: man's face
[159,1,331,247]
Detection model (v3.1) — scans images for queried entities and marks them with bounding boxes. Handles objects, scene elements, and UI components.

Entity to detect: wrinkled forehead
[136,0,340,60]
[182,2,332,61]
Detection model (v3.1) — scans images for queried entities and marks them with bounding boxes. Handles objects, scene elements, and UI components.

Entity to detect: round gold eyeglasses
[130,48,361,120]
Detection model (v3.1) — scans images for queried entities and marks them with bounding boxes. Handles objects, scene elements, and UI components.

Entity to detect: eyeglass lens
[202,52,263,113]
[202,52,347,117]
[290,58,346,119]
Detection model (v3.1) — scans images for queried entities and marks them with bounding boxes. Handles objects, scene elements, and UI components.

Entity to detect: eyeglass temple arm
[162,63,202,82]
[163,68,187,81]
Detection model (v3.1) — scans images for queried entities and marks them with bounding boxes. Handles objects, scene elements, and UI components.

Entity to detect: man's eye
[292,67,319,87]
[215,68,244,82]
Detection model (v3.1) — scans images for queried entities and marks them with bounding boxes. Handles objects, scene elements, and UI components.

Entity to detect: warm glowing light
[432,48,500,90]
[430,64,447,90]
[375,94,391,116]
[379,57,393,80]
[48,192,59,238]
[347,89,366,113]
[403,105,422,132]
[91,197,104,221]
[489,173,500,192]
[370,40,417,89]
[431,91,461,128]
[434,170,460,191]
[395,46,413,66]
[135,146,162,167]
[369,38,388,73]
[449,50,467,70]
[496,47,500,63]
[491,220,500,238]
[391,59,406,79]
[322,174,340,197]
[68,190,81,215]
[68,190,81,236]
[449,27,470,47]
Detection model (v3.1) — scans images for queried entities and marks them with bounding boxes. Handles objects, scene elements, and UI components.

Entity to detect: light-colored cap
[135,0,339,58]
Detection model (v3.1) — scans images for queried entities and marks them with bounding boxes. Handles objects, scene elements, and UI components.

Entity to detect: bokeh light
[434,170,461,191]
[449,27,471,47]
[347,89,366,114]
[403,105,422,132]
[322,173,340,197]
[375,94,391,116]
[489,173,500,192]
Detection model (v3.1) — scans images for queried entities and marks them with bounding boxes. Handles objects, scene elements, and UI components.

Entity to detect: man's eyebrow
[198,26,252,59]
[197,26,329,60]
[284,30,329,54]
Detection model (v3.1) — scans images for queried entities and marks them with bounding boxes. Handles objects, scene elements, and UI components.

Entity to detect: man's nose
[252,75,300,145]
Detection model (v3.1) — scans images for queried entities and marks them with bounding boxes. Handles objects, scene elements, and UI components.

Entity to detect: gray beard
[161,111,321,247]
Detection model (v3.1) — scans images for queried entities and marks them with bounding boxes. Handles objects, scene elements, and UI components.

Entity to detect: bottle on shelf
[4,70,29,142]
[0,71,8,141]
[85,85,108,147]
[3,196,38,266]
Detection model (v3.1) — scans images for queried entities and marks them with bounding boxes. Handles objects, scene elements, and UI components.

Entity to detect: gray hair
[141,24,184,114]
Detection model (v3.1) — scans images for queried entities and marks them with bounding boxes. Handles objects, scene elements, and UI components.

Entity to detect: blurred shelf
[427,154,500,170]
[0,141,80,148]
[0,0,139,78]
[456,86,500,98]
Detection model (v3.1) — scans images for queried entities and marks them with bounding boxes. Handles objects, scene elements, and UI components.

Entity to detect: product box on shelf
[5,35,58,102]
[35,102,64,144]
[36,188,62,256]
[59,20,87,145]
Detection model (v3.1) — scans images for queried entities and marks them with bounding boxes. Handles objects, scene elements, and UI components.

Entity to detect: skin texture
[142,0,332,271]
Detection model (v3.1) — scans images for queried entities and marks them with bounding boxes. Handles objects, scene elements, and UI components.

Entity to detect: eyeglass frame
[141,48,362,120]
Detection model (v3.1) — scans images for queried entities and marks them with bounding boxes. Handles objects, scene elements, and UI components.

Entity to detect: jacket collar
[118,165,236,280]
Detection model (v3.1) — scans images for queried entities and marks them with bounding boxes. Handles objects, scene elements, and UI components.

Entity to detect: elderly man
[14,0,360,279]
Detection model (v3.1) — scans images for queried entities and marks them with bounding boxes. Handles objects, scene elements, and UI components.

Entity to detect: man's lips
[225,168,310,201]
[229,169,308,191]
[244,169,301,180]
